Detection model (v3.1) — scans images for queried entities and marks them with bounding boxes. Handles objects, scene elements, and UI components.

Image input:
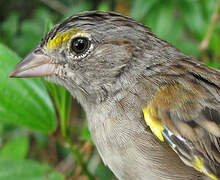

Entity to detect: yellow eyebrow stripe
[46,28,79,49]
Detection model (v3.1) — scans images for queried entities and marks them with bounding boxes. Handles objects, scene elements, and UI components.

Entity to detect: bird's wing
[142,60,220,180]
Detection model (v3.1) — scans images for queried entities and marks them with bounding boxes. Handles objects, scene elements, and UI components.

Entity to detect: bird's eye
[70,37,90,56]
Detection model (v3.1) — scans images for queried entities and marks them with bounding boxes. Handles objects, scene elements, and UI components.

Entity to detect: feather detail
[142,82,220,180]
[143,106,164,141]
[143,108,219,180]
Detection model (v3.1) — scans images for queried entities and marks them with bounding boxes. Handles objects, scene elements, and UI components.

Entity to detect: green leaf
[6,8,56,57]
[131,0,159,21]
[206,61,220,69]
[0,136,29,160]
[94,162,114,180]
[44,19,54,36]
[1,13,19,45]
[97,2,111,11]
[200,0,216,21]
[176,40,200,57]
[153,3,174,38]
[80,124,92,143]
[45,82,72,139]
[141,2,184,46]
[63,1,92,19]
[0,43,57,133]
[179,0,207,39]
[13,20,44,56]
[0,159,64,180]
[209,32,220,56]
[34,8,57,24]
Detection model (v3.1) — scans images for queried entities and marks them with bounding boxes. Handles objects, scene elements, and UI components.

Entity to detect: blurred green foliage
[131,0,220,59]
[0,0,219,180]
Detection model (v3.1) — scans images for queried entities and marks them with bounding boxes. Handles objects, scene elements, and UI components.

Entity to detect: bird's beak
[9,48,56,78]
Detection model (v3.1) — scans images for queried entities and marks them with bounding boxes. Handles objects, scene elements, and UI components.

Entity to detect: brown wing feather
[143,59,220,179]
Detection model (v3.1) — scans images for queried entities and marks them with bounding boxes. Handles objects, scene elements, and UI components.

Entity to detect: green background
[0,0,219,179]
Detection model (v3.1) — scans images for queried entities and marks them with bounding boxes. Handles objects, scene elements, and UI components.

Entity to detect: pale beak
[9,48,56,78]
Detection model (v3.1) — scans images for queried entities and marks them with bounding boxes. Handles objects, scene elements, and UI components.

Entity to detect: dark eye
[70,37,90,55]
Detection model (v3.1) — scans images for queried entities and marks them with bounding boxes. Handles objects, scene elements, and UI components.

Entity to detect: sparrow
[10,11,220,180]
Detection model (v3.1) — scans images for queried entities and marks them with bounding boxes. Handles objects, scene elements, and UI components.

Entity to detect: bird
[9,11,220,180]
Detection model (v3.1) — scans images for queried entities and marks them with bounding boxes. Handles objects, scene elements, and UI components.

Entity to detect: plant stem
[60,89,69,139]
[200,0,220,51]
[40,0,68,14]
[71,145,94,180]
[46,82,93,179]
[61,139,95,180]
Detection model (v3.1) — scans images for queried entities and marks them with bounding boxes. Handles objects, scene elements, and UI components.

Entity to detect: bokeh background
[0,0,219,179]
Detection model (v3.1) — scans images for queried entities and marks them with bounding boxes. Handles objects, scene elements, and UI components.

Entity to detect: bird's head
[9,11,164,104]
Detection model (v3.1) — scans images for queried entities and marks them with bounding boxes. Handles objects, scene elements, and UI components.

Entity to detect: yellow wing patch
[143,106,164,141]
[193,156,219,180]
[142,105,219,180]
[46,28,90,50]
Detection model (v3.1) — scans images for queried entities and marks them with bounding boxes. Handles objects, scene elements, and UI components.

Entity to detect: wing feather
[142,64,220,180]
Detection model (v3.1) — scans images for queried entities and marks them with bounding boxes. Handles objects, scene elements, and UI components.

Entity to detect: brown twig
[200,0,220,51]
[54,131,95,180]
[40,0,68,14]
[71,141,96,180]
[56,154,75,175]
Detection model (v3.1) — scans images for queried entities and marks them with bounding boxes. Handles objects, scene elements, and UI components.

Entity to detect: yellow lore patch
[46,28,80,49]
